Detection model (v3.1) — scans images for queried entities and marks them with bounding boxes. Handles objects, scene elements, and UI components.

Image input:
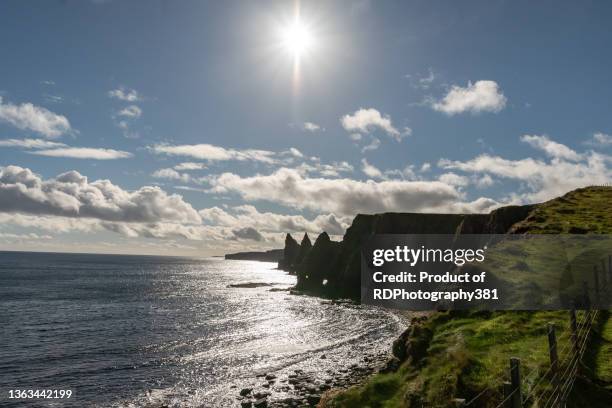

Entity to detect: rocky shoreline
[233,295,411,408]
[234,345,391,408]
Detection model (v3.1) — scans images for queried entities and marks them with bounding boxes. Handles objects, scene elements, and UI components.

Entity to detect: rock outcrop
[295,233,312,266]
[277,233,300,271]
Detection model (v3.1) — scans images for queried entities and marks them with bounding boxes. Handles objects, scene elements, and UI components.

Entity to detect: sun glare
[281,20,314,60]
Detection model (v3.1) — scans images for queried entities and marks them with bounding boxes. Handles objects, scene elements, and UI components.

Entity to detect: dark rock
[241,401,253,408]
[265,374,277,380]
[278,233,300,271]
[295,233,313,265]
[240,388,252,396]
[306,394,321,406]
[392,317,433,367]
[379,357,401,373]
[253,398,268,408]
[296,232,341,293]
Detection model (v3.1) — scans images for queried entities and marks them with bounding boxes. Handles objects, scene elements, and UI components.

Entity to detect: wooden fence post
[547,323,559,379]
[594,265,600,306]
[570,308,579,355]
[510,357,522,408]
[502,381,513,408]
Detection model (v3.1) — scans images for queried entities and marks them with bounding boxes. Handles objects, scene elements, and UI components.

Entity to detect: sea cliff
[278,204,534,299]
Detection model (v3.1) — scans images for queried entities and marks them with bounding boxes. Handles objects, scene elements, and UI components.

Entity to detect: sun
[281,19,314,60]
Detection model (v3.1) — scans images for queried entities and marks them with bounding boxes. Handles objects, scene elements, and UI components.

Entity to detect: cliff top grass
[322,186,612,408]
[511,186,612,234]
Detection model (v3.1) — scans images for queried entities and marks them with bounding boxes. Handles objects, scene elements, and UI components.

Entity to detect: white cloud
[199,204,350,236]
[587,132,612,147]
[108,87,142,102]
[349,133,362,141]
[152,168,191,183]
[420,163,431,172]
[0,138,67,149]
[439,137,611,203]
[520,134,581,161]
[30,147,133,160]
[231,227,264,241]
[208,167,498,216]
[0,96,72,138]
[295,159,354,177]
[288,147,303,158]
[117,105,142,118]
[151,143,278,164]
[407,68,436,89]
[418,68,436,89]
[361,158,383,179]
[361,137,381,152]
[432,80,507,115]
[303,122,323,132]
[438,172,470,187]
[473,174,495,189]
[341,108,405,141]
[174,162,207,171]
[0,165,201,224]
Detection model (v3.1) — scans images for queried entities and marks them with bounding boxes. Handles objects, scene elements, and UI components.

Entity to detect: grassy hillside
[322,187,612,408]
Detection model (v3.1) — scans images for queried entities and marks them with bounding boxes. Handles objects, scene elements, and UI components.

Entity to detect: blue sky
[1,0,611,255]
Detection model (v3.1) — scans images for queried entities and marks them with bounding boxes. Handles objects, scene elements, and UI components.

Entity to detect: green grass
[326,311,579,408]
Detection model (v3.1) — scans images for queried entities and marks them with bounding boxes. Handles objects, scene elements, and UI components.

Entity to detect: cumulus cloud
[117,105,142,118]
[30,147,133,160]
[0,96,72,138]
[108,87,142,102]
[439,137,611,203]
[587,132,612,147]
[231,227,265,241]
[294,159,354,178]
[199,204,350,236]
[438,172,470,187]
[341,108,405,141]
[0,138,67,149]
[151,143,278,164]
[174,162,207,171]
[520,134,581,161]
[152,168,192,183]
[0,165,201,224]
[361,158,383,179]
[431,80,507,115]
[208,167,497,216]
[288,147,304,158]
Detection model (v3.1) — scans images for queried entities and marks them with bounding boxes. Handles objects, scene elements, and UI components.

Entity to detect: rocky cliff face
[277,233,300,271]
[279,202,538,299]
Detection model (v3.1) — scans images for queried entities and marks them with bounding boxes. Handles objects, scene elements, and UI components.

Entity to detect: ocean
[0,251,403,407]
